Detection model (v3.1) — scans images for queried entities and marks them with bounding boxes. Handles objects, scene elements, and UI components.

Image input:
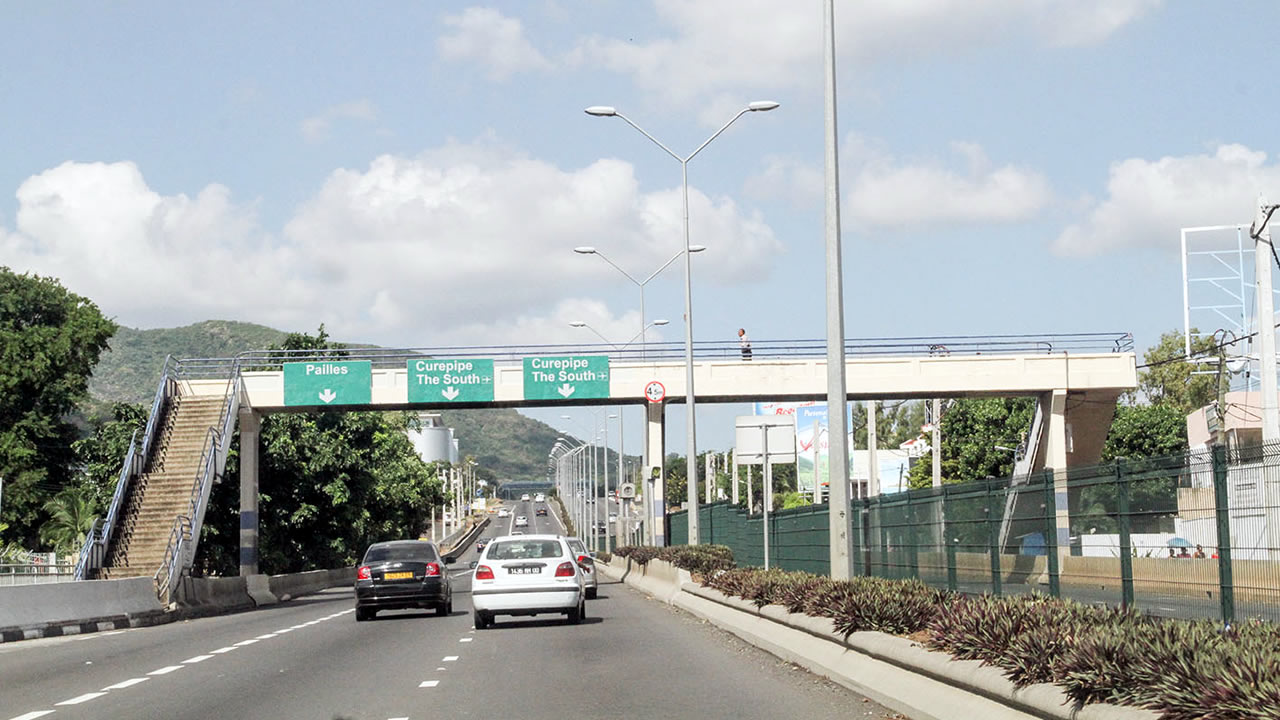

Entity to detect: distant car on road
[521,493,531,501]
[497,508,510,518]
[471,534,588,628]
[536,507,548,517]
[534,493,546,502]
[354,540,452,621]
[515,515,529,528]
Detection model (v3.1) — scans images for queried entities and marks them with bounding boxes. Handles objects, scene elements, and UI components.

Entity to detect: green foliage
[0,268,116,549]
[850,400,930,449]
[70,403,147,510]
[613,544,735,577]
[38,487,99,555]
[1136,329,1219,414]
[1103,403,1188,460]
[906,397,1034,489]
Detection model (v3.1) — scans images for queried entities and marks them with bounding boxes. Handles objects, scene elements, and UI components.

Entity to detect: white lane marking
[289,624,309,630]
[210,646,238,654]
[419,680,440,688]
[339,609,354,615]
[234,639,260,646]
[275,628,294,634]
[450,571,469,578]
[103,677,149,690]
[56,692,107,705]
[303,620,321,626]
[11,711,55,719]
[459,637,472,643]
[436,666,447,671]
[182,655,214,664]
[254,633,278,640]
[390,717,409,720]
[147,665,184,676]
[443,655,458,661]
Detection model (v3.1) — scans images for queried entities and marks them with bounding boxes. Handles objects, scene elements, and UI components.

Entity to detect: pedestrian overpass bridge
[75,334,1136,598]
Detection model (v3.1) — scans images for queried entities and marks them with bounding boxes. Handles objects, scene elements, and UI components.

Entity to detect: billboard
[753,401,852,494]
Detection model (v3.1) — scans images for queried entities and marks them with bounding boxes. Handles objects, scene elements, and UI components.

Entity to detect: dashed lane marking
[183,655,214,664]
[147,665,184,676]
[10,711,55,719]
[210,646,238,654]
[443,656,458,661]
[102,678,148,690]
[234,639,260,646]
[254,634,278,640]
[419,680,440,688]
[56,692,107,705]
[459,638,472,643]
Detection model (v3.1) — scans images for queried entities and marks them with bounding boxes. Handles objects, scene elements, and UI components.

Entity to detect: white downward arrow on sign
[557,383,576,398]
[318,389,337,403]
[442,386,460,400]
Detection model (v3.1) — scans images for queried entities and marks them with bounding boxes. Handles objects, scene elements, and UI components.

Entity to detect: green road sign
[407,358,494,403]
[283,361,372,407]
[523,355,610,401]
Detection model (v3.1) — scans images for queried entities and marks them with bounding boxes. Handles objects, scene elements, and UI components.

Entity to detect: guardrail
[0,563,77,586]
[155,333,1134,380]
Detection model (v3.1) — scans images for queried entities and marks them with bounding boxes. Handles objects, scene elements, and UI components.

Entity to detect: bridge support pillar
[645,401,666,546]
[1043,390,1071,567]
[239,409,262,576]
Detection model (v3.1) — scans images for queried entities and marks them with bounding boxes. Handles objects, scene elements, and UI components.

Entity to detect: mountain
[84,319,587,480]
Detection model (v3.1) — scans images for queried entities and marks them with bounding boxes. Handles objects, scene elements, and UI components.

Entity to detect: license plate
[383,571,413,580]
[508,567,539,575]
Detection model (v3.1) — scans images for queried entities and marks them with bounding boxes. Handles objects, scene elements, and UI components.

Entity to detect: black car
[535,507,548,516]
[355,540,453,621]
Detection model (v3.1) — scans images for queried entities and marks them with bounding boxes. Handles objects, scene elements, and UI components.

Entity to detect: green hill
[85,320,597,480]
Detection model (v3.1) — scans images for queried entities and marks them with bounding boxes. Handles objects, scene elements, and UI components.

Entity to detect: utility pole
[1252,194,1280,560]
[822,0,854,580]
[932,399,942,489]
[866,401,879,497]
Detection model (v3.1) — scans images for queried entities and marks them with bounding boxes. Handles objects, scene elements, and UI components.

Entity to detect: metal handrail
[153,515,192,602]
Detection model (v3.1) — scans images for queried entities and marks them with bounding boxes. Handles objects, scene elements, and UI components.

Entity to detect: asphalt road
[0,499,903,720]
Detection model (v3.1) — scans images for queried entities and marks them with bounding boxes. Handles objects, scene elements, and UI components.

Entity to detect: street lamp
[586,100,779,545]
[569,318,669,350]
[573,246,702,360]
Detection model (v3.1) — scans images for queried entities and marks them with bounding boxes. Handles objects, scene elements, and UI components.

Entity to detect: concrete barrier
[0,577,163,630]
[175,575,254,613]
[268,568,353,601]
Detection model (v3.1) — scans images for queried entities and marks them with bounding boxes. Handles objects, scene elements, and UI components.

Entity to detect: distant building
[408,413,460,465]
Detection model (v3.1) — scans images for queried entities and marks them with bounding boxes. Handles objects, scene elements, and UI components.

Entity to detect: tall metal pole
[681,159,702,545]
[823,0,854,579]
[603,415,612,552]
[1253,194,1280,560]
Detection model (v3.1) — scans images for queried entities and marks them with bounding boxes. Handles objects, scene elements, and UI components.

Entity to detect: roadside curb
[0,609,175,644]
[600,559,1157,720]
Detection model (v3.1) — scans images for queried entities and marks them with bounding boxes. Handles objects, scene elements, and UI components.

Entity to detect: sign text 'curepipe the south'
[522,355,610,400]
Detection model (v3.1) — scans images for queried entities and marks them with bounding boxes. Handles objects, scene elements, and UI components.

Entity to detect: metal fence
[0,563,77,586]
[669,443,1280,624]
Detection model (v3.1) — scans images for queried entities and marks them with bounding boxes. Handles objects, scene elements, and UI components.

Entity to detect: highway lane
[1,500,901,720]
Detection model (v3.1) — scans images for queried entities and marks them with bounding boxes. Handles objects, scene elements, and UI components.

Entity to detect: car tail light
[357,566,371,580]
[425,562,440,577]
[475,565,495,580]
[555,561,575,577]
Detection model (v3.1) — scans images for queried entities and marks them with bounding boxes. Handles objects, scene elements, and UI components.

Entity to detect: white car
[514,515,529,528]
[471,535,587,628]
[534,493,546,503]
[521,493,531,501]
[497,508,510,518]
[566,537,597,599]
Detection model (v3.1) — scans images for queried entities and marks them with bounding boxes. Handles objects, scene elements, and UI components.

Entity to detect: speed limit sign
[644,380,666,403]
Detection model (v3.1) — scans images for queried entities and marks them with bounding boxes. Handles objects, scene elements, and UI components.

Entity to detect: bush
[614,544,735,577]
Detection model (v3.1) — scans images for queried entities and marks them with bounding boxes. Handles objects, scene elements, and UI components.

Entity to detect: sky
[4,1,1280,457]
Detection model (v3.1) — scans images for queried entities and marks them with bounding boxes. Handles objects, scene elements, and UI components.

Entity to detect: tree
[1136,329,1219,413]
[906,397,1034,489]
[71,403,148,510]
[0,268,117,549]
[39,488,98,556]
[1103,404,1188,460]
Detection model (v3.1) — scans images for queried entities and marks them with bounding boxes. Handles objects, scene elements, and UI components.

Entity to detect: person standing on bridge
[738,328,752,361]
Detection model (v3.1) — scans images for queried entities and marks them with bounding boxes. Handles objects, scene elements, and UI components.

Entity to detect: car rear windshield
[363,544,437,563]
[487,540,563,560]
[567,540,586,554]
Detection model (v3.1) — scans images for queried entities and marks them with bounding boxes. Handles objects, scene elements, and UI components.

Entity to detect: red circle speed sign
[644,381,666,403]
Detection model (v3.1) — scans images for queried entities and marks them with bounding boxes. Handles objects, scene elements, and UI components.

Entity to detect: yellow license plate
[384,571,413,580]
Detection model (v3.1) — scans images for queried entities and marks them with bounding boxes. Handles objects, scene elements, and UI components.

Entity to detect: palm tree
[40,489,99,556]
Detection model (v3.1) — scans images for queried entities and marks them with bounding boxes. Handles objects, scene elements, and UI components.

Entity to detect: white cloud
[1054,144,1280,256]
[573,0,1161,113]
[437,7,551,81]
[300,99,377,143]
[1,143,780,346]
[746,137,1054,228]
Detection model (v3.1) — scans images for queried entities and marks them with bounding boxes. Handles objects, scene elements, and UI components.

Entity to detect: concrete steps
[102,394,229,580]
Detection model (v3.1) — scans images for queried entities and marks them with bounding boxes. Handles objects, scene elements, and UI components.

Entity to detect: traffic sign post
[283,361,372,407]
[522,355,610,400]
[407,358,494,403]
